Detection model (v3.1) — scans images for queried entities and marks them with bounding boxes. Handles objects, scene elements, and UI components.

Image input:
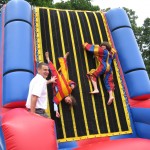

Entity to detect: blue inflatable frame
[0,0,150,149]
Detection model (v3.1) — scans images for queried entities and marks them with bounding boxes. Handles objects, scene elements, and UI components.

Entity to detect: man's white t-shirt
[26,74,47,109]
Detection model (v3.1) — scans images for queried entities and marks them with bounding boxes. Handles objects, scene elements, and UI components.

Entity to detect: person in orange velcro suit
[45,52,76,118]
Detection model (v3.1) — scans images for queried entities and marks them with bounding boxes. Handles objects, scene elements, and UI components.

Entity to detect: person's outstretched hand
[51,76,57,83]
[82,42,89,51]
[47,76,57,84]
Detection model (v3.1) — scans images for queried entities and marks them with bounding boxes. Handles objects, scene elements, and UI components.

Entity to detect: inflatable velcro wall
[3,0,34,107]
[106,8,150,100]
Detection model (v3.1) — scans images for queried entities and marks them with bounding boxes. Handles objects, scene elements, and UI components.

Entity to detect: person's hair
[68,95,76,109]
[100,41,111,52]
[37,62,48,69]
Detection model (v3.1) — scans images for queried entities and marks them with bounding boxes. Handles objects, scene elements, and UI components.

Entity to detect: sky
[53,0,150,26]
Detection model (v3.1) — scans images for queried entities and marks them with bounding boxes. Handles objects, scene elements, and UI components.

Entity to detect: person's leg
[45,51,50,63]
[64,52,69,59]
[107,90,114,105]
[45,51,64,98]
[89,75,99,94]
[87,64,105,94]
[103,71,115,105]
[45,52,69,105]
[58,52,69,80]
[45,51,59,78]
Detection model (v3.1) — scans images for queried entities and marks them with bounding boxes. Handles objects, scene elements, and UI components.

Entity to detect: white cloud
[92,0,150,26]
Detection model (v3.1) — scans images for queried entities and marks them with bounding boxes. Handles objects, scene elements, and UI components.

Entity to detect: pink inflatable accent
[2,108,57,150]
[77,137,110,147]
[74,138,150,150]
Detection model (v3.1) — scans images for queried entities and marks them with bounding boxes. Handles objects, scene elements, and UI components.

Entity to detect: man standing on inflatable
[83,42,117,105]
[45,52,76,118]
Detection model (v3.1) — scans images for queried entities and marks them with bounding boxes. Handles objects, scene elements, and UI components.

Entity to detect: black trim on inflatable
[5,19,32,27]
[111,25,131,32]
[3,69,34,76]
[125,68,146,74]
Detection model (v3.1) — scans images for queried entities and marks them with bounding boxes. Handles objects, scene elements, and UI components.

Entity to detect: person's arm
[83,42,100,54]
[111,48,117,60]
[83,42,93,52]
[30,95,38,113]
[54,103,60,118]
[47,76,57,84]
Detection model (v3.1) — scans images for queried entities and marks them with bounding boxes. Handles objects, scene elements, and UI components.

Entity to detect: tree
[26,0,53,7]
[0,0,7,8]
[54,0,99,11]
[54,0,72,10]
[140,18,150,76]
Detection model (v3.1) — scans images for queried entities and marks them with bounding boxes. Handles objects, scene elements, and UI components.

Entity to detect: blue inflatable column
[105,8,150,100]
[3,0,34,107]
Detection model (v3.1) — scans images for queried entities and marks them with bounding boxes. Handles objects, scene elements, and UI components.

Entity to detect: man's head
[64,95,76,107]
[100,41,111,51]
[37,62,49,79]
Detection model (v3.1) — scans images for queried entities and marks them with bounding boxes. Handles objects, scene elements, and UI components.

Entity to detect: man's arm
[47,76,57,84]
[30,95,38,113]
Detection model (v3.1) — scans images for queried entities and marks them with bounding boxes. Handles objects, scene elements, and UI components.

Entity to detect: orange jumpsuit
[48,57,75,104]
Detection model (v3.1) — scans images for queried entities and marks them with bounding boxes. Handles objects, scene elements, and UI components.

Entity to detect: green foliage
[140,18,150,77]
[54,0,99,11]
[26,0,53,7]
[0,0,7,4]
[54,1,72,10]
[25,0,99,10]
[0,0,8,8]
[142,18,150,45]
